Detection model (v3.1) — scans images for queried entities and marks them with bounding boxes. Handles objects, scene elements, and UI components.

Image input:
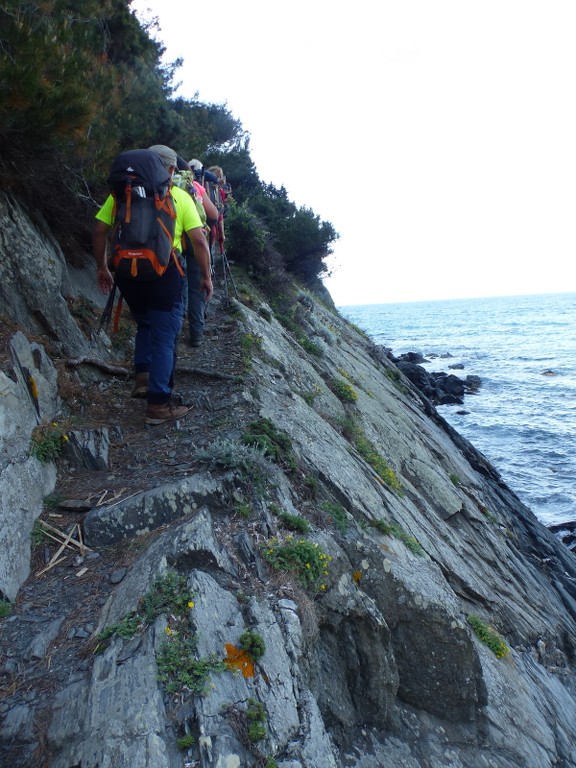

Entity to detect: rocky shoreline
[388,350,481,406]
[389,350,576,553]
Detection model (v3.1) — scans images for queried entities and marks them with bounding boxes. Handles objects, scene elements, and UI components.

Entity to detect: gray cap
[148,144,178,168]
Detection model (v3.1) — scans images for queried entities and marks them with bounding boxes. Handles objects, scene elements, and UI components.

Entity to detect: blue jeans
[183,254,206,337]
[115,263,184,404]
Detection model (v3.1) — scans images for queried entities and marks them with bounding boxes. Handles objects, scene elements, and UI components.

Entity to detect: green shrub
[157,635,227,695]
[30,421,70,463]
[262,537,331,591]
[96,571,193,648]
[467,614,510,658]
[176,733,194,750]
[241,418,297,472]
[239,631,266,662]
[0,600,12,619]
[330,378,358,403]
[246,698,267,742]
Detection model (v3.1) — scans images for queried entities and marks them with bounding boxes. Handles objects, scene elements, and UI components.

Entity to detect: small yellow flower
[165,627,173,635]
[62,435,69,442]
[188,601,195,609]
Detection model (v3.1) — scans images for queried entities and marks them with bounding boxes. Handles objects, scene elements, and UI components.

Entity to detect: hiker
[173,158,218,347]
[207,165,227,245]
[93,144,213,425]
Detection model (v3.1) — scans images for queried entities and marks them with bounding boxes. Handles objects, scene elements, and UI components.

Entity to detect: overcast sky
[132,0,576,307]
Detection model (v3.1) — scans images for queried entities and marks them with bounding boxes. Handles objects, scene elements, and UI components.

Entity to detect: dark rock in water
[396,361,432,394]
[548,520,576,552]
[448,363,465,370]
[398,351,429,365]
[393,352,482,406]
[465,375,482,393]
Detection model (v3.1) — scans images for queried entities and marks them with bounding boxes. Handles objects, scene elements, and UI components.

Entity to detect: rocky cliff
[1,189,576,768]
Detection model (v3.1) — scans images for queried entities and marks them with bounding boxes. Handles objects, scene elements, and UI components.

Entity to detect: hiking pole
[219,239,229,304]
[221,246,239,300]
[97,283,117,333]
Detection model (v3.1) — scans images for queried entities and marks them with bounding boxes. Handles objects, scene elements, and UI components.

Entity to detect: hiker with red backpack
[93,144,213,425]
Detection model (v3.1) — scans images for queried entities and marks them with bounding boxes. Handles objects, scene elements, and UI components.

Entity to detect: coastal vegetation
[0,0,337,296]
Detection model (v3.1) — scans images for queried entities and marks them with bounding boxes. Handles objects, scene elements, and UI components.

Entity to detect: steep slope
[1,190,576,768]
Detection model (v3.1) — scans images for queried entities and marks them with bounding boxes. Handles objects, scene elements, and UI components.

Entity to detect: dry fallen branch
[65,357,130,376]
[37,519,92,554]
[176,365,239,381]
[37,524,80,576]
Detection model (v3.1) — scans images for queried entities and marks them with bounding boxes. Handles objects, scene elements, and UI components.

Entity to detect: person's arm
[201,192,219,224]
[186,226,214,300]
[92,220,114,295]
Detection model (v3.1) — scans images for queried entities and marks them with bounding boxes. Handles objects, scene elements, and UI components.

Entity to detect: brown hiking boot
[145,402,191,426]
[131,372,149,398]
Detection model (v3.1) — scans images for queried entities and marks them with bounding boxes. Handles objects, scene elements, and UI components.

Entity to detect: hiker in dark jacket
[93,144,213,425]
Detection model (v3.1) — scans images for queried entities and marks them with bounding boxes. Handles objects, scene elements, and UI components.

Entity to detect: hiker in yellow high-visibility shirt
[92,145,213,426]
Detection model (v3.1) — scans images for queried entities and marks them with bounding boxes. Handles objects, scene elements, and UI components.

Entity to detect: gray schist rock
[2,204,576,767]
[0,333,59,601]
[0,192,89,355]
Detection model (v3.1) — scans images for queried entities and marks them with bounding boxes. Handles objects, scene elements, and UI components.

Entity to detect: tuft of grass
[275,311,323,357]
[348,321,370,340]
[385,367,406,392]
[342,419,402,493]
[237,502,253,519]
[356,437,401,491]
[276,510,310,533]
[302,385,322,406]
[195,438,268,478]
[321,501,348,534]
[241,332,263,370]
[31,520,48,546]
[258,306,273,321]
[369,519,423,555]
[449,473,461,486]
[467,614,510,658]
[0,600,12,619]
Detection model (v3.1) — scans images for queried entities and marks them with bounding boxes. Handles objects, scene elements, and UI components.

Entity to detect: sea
[340,293,576,528]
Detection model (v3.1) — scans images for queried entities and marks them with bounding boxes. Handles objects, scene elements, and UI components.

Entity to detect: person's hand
[97,265,114,295]
[201,276,214,301]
